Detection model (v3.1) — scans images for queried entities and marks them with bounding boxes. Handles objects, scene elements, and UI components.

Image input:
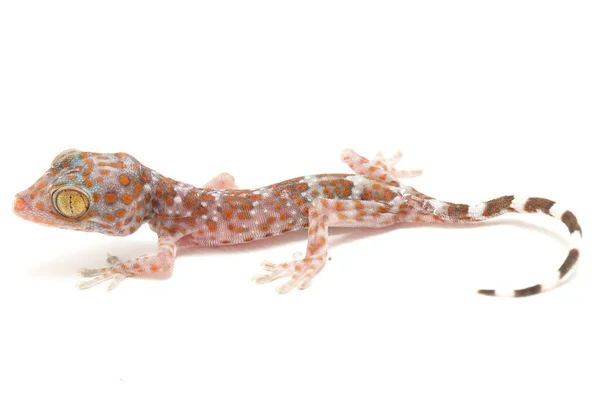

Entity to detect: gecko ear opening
[52,187,91,219]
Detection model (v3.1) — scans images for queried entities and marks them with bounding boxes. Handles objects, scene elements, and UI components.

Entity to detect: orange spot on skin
[119,175,130,185]
[117,162,125,168]
[184,197,195,208]
[134,181,143,197]
[93,193,100,202]
[207,220,216,232]
[203,194,213,201]
[100,170,109,175]
[372,183,381,190]
[85,159,94,166]
[105,193,117,203]
[99,162,107,167]
[61,161,69,168]
[151,265,159,272]
[116,209,126,218]
[117,152,127,158]
[14,198,25,211]
[241,203,251,210]
[31,191,39,198]
[96,177,103,183]
[85,180,93,188]
[238,212,249,220]
[38,182,47,189]
[36,202,44,210]
[104,214,115,222]
[68,176,76,181]
[122,194,133,204]
[164,194,173,206]
[223,209,234,219]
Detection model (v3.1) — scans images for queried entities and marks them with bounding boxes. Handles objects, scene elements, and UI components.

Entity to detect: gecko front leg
[77,235,179,290]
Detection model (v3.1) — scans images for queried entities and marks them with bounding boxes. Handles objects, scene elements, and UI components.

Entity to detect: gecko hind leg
[253,199,397,294]
[373,150,423,178]
[342,149,422,182]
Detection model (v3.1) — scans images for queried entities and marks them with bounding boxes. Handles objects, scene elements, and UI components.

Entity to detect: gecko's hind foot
[77,267,127,291]
[373,150,423,178]
[252,254,327,294]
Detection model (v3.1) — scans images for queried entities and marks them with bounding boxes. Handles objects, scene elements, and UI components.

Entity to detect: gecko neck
[145,167,216,220]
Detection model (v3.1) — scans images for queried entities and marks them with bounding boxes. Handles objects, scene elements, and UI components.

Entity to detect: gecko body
[14,149,581,296]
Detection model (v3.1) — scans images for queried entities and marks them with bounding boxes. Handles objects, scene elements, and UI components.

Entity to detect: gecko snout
[13,194,27,215]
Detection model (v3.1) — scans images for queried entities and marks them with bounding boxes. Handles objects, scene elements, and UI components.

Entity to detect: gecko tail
[427,195,582,297]
[477,248,580,297]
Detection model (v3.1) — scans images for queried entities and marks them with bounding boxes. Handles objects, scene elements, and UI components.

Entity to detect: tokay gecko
[13,149,581,297]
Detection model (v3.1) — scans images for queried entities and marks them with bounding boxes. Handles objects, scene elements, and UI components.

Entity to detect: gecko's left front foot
[252,254,327,294]
[77,253,128,290]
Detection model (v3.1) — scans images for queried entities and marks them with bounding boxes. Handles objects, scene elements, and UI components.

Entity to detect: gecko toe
[77,267,127,290]
[78,267,110,277]
[106,252,121,265]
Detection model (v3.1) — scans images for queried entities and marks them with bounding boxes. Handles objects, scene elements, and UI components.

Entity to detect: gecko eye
[52,187,91,219]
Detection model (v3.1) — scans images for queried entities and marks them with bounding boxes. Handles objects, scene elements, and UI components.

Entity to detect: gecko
[13,148,582,297]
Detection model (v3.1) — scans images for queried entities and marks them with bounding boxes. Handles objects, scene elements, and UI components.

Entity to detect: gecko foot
[373,150,422,178]
[106,252,121,265]
[252,254,326,294]
[77,267,127,291]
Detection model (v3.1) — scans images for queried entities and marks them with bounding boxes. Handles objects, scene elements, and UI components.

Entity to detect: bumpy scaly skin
[13,149,582,296]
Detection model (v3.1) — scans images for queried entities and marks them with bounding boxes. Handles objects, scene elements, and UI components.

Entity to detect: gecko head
[13,149,150,236]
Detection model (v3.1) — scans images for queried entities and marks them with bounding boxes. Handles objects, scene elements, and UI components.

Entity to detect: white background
[0,1,598,399]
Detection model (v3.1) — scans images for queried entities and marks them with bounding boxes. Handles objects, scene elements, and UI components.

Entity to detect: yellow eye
[52,187,91,219]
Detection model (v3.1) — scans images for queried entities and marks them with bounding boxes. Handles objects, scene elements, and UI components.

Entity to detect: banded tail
[427,195,582,297]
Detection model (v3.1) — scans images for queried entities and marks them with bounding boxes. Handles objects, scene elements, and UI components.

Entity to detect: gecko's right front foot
[76,253,127,290]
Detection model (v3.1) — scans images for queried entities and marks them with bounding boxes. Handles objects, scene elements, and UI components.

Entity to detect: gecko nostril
[13,196,26,213]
